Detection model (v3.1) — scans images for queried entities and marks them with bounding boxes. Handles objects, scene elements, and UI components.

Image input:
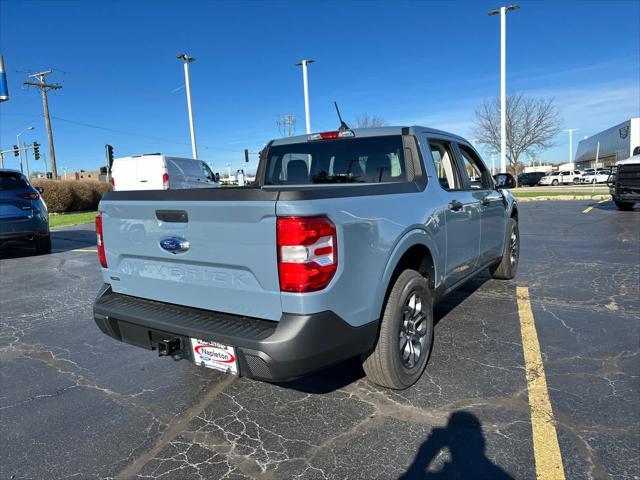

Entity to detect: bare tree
[356,113,387,128]
[473,94,562,174]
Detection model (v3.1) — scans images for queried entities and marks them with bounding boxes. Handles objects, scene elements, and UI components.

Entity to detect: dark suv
[0,169,51,253]
[517,171,546,187]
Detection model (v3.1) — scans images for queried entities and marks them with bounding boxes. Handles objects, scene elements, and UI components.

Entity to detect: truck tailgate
[99,195,282,321]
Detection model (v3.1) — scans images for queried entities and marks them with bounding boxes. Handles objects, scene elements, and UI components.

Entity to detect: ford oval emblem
[159,237,190,254]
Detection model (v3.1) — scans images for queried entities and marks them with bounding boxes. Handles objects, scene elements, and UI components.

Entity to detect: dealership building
[574,117,639,170]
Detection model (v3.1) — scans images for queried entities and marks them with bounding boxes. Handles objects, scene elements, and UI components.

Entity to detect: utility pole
[176,53,198,159]
[489,5,520,173]
[24,70,61,179]
[295,59,315,134]
[276,114,296,137]
[563,128,579,165]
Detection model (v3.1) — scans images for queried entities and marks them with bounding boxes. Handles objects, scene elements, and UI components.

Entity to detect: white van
[111,154,220,191]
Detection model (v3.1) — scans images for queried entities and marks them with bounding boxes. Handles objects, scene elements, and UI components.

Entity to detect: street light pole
[295,59,315,134]
[563,128,579,165]
[489,5,519,173]
[176,53,198,159]
[16,126,34,174]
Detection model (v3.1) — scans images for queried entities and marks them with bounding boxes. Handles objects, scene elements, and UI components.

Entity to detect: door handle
[448,200,464,211]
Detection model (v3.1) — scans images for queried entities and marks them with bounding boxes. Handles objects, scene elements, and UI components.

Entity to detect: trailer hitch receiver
[157,338,182,356]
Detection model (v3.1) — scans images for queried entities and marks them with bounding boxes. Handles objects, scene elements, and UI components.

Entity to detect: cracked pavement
[1,200,638,479]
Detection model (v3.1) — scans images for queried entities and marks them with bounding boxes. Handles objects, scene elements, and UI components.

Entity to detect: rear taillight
[277,216,337,292]
[18,192,39,200]
[162,172,170,190]
[110,177,115,188]
[96,213,107,268]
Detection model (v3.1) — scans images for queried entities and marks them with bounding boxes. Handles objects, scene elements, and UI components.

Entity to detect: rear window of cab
[264,136,406,185]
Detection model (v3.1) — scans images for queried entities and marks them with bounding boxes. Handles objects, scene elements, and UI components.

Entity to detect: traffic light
[105,144,114,169]
[12,145,19,157]
[244,149,249,162]
[33,142,40,160]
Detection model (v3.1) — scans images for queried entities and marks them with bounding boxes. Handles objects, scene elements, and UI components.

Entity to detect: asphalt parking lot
[1,200,638,480]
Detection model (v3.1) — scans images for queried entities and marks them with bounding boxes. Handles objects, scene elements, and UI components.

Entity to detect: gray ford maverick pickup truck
[93,126,519,389]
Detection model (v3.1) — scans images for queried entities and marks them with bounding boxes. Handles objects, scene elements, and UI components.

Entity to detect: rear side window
[264,136,406,185]
[0,172,30,191]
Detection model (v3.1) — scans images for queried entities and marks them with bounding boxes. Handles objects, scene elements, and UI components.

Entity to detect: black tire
[362,270,433,390]
[35,236,52,254]
[614,200,635,211]
[490,217,519,280]
[552,179,558,186]
[573,178,580,185]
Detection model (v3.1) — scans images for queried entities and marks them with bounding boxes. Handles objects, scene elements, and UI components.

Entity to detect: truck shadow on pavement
[279,276,489,394]
[0,228,96,259]
[399,410,513,480]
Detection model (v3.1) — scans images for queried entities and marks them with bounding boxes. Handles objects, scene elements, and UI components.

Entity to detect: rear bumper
[93,284,378,382]
[0,215,48,242]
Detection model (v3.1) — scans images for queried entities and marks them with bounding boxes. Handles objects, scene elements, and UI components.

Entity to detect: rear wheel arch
[377,241,437,323]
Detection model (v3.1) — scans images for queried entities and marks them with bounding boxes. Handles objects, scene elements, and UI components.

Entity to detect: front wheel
[362,270,433,390]
[573,178,580,185]
[490,218,519,280]
[552,179,559,186]
[614,200,635,211]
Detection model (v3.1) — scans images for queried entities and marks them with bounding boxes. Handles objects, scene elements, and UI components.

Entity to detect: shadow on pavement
[280,275,490,394]
[0,228,96,260]
[400,410,513,480]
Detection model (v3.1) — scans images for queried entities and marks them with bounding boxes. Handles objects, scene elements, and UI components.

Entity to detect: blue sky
[1,0,639,174]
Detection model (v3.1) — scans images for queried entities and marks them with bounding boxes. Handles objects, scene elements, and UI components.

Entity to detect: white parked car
[111,155,220,191]
[539,170,582,186]
[580,168,611,184]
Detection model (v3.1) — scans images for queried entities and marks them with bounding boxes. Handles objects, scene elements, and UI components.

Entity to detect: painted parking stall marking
[517,286,565,480]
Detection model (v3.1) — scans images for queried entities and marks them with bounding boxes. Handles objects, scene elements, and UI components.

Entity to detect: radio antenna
[334,101,350,131]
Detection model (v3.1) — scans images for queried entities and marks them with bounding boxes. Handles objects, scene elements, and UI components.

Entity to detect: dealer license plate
[190,338,238,375]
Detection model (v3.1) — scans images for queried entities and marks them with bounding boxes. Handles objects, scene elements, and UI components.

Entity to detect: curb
[515,195,610,202]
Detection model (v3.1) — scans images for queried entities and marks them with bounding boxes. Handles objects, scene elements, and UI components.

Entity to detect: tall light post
[16,126,34,173]
[489,4,519,173]
[295,59,315,134]
[563,128,579,165]
[176,53,198,159]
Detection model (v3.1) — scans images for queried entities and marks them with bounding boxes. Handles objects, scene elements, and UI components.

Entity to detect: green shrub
[32,179,112,213]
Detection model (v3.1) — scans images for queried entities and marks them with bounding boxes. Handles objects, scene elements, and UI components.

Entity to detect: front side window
[264,136,406,185]
[458,144,491,189]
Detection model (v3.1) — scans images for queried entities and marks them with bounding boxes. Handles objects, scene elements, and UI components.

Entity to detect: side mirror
[214,172,220,182]
[36,186,44,194]
[493,173,516,189]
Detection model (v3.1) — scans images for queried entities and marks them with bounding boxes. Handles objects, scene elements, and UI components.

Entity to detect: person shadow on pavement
[400,411,513,480]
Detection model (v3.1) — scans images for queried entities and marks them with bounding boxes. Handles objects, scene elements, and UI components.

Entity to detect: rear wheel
[35,236,52,254]
[573,178,580,185]
[362,270,433,390]
[614,200,635,211]
[490,218,519,280]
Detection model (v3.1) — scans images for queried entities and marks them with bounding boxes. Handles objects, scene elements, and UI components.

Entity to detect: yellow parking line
[517,286,565,479]
[597,198,609,204]
[582,206,593,214]
[71,248,97,252]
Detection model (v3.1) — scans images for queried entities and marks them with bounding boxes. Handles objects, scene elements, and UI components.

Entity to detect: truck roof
[270,126,468,146]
